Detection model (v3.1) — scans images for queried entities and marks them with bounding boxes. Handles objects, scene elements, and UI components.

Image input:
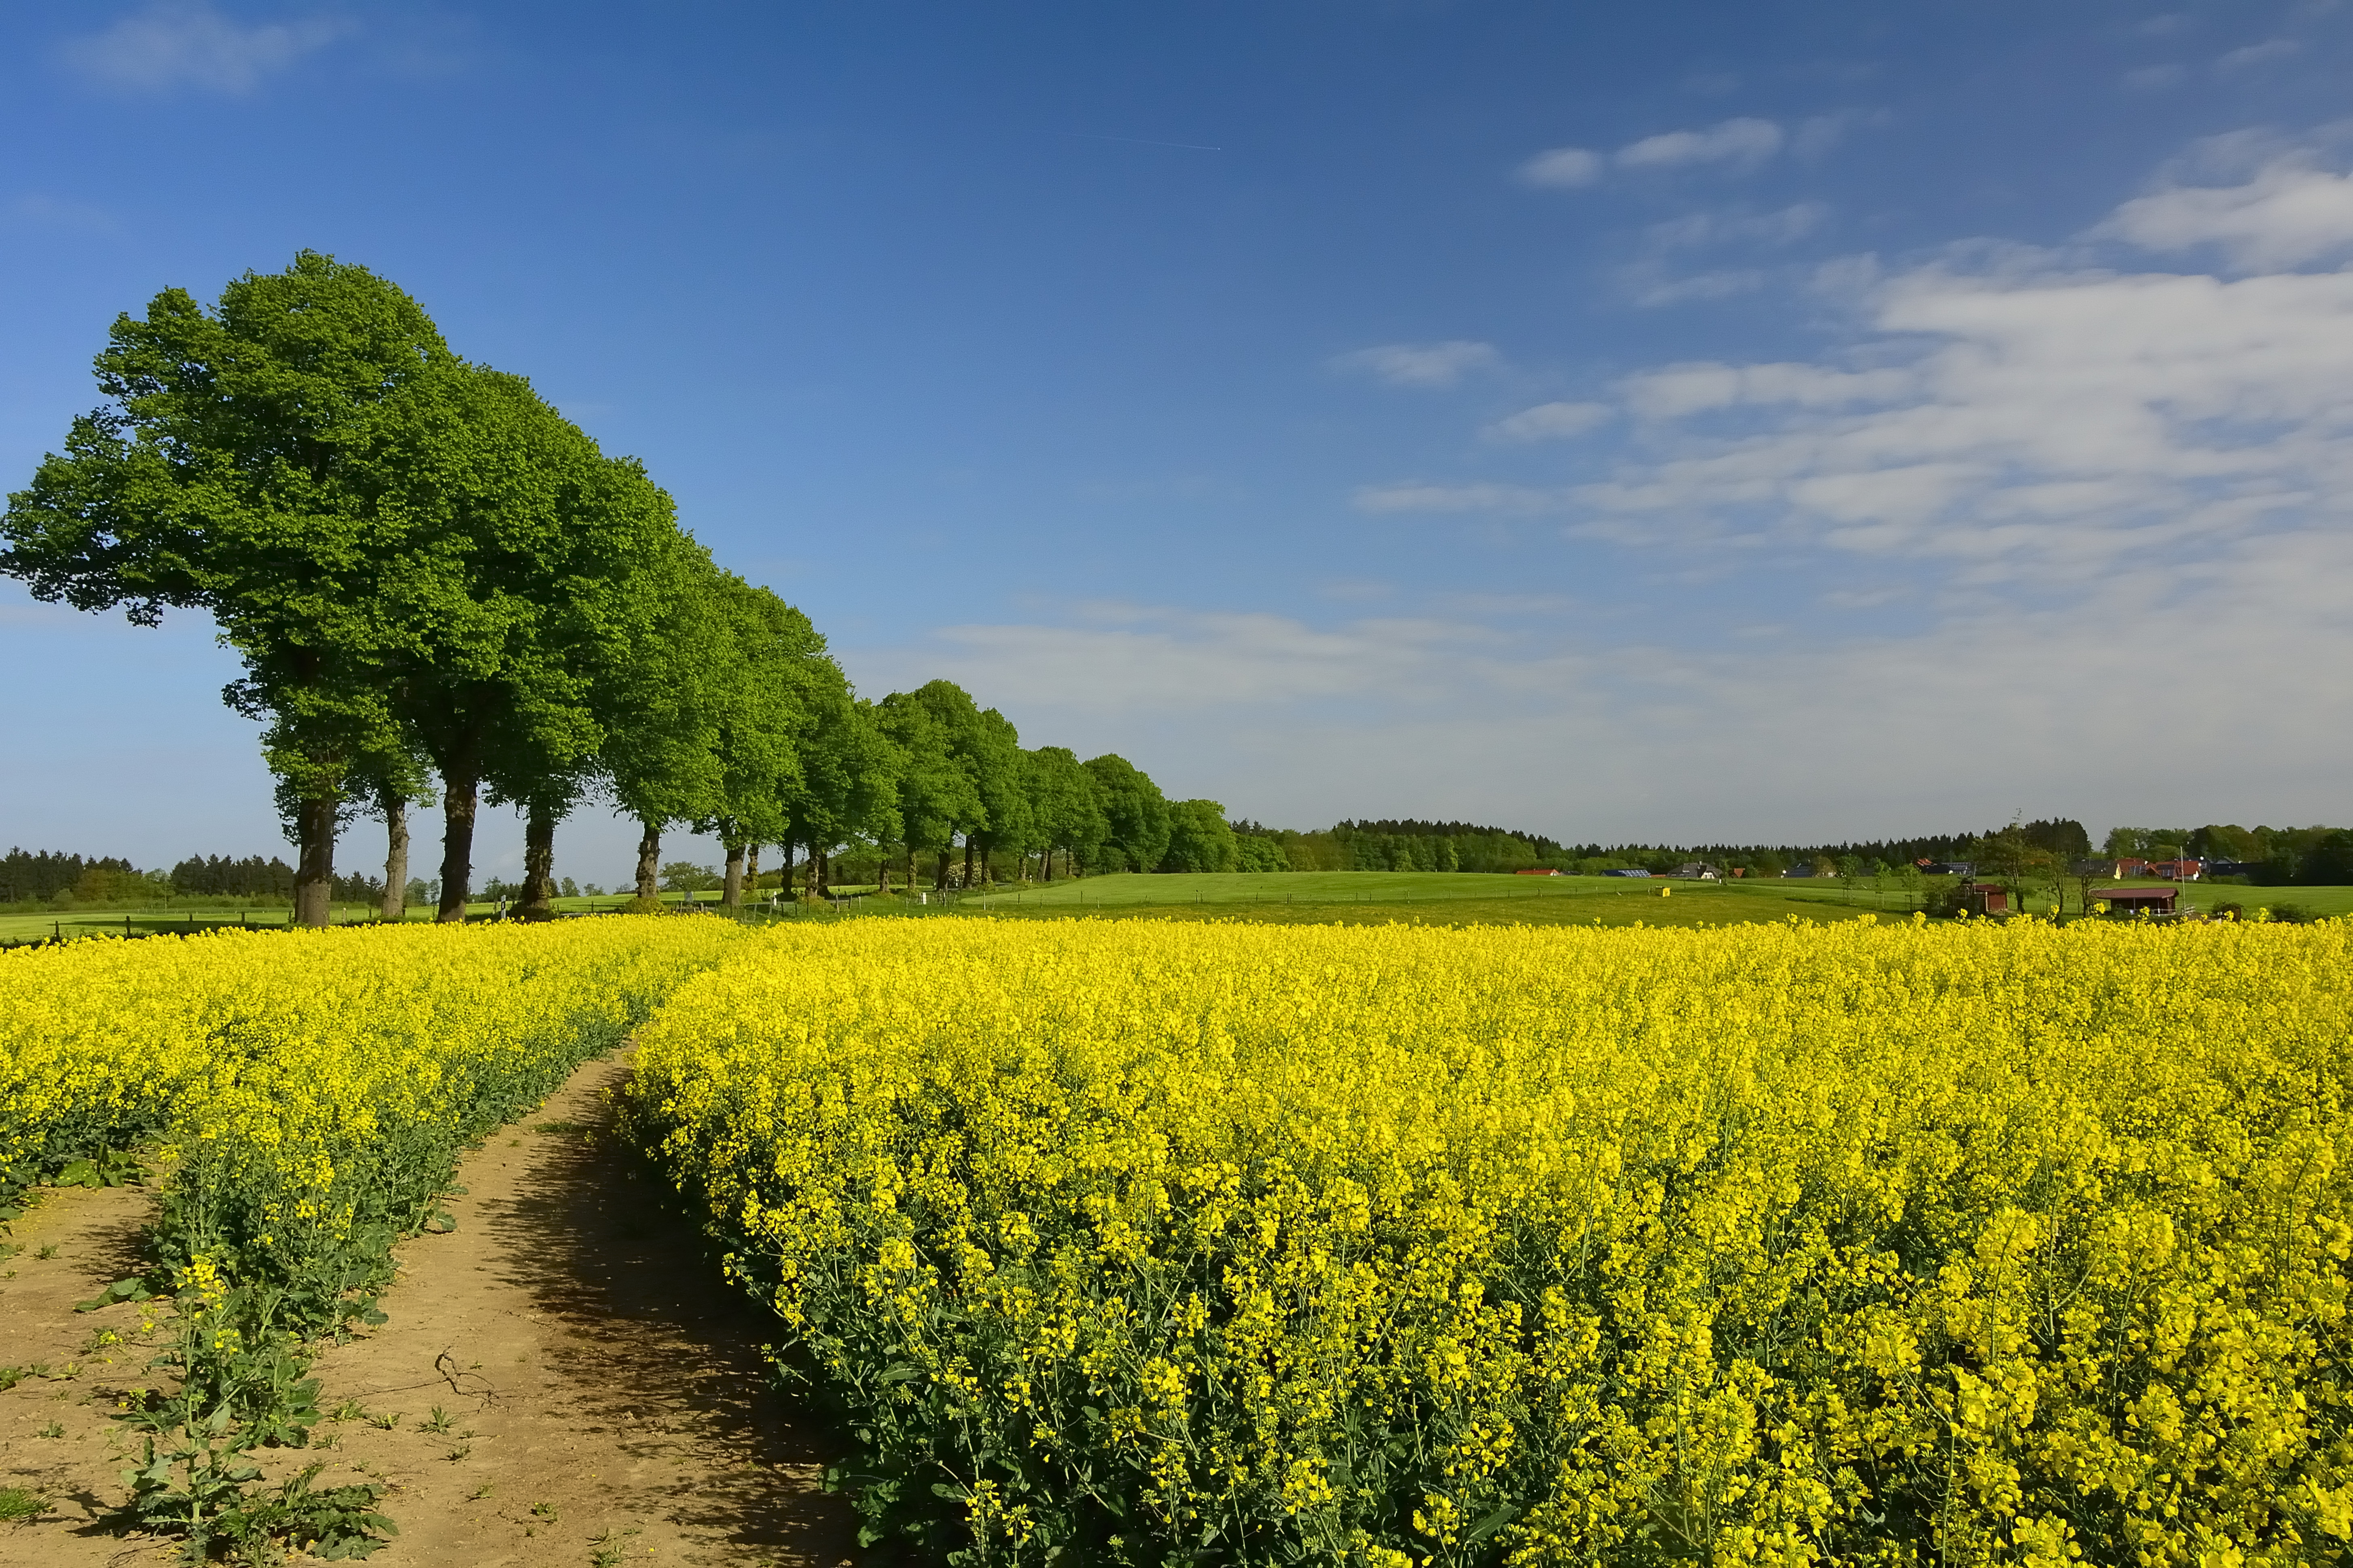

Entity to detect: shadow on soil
[480,1094,874,1562]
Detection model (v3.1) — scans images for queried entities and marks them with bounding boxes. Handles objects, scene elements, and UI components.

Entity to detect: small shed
[1959,882,2010,915]
[2098,886,2178,915]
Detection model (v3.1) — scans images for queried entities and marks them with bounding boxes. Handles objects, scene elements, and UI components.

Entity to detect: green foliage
[1158,799,1236,873]
[661,862,721,893]
[1082,754,1170,875]
[875,691,982,871]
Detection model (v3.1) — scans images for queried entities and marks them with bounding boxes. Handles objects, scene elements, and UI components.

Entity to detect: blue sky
[6,1,2353,882]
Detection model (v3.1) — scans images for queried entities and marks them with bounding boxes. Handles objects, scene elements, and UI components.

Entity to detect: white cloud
[1616,117,1785,172]
[1518,146,1605,188]
[2100,156,2353,270]
[842,534,2353,841]
[1520,117,1788,189]
[1620,361,1915,418]
[1333,340,1502,388]
[59,2,345,95]
[1578,256,2353,573]
[1487,401,1613,442]
[1645,203,1828,250]
[1401,131,2353,592]
[2216,39,2300,70]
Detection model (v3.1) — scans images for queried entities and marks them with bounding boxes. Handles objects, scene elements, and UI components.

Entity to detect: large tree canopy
[1084,753,1172,875]
[389,365,685,920]
[0,251,465,924]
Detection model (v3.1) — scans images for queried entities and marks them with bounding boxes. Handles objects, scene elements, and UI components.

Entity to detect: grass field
[8,872,2345,945]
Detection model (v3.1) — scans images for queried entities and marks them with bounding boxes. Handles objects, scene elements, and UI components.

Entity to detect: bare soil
[0,1052,862,1567]
[0,1178,177,1565]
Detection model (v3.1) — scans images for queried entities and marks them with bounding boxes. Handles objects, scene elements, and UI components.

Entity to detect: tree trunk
[746,843,761,902]
[722,841,746,907]
[635,820,661,902]
[877,847,890,896]
[294,787,337,929]
[805,845,820,899]
[935,841,950,891]
[379,796,409,922]
[520,802,557,921]
[963,836,975,890]
[437,759,478,923]
[1041,844,1054,884]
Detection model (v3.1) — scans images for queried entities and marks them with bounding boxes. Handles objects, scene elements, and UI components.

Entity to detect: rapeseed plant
[624,917,2353,1567]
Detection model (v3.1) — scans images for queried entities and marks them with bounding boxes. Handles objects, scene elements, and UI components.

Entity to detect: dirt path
[0,1179,176,1565]
[0,1053,860,1567]
[302,1052,858,1567]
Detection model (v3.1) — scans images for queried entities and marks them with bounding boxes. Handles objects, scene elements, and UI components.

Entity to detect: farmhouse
[2099,887,2179,915]
[1514,867,1564,876]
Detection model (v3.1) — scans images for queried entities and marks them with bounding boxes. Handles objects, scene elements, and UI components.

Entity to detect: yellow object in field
[1658,883,1671,896]
[0,917,747,1288]
[623,916,2353,1565]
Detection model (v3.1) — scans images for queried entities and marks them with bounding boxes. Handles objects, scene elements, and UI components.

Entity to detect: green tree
[682,577,834,906]
[874,690,982,893]
[2302,828,2353,886]
[966,711,1032,886]
[1161,800,1238,873]
[1023,746,1106,881]
[391,367,683,921]
[1084,754,1171,875]
[893,680,1006,889]
[1,252,461,926]
[597,535,735,903]
[783,695,904,899]
[1234,833,1288,873]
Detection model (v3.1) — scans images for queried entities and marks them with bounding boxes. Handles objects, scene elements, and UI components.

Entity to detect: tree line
[2,254,1274,925]
[0,847,387,907]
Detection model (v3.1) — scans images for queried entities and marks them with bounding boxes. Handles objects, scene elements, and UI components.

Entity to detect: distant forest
[0,847,383,906]
[13,816,2352,908]
[1229,817,2353,885]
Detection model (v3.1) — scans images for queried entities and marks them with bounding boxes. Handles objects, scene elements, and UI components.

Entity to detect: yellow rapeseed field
[2,918,744,1270]
[624,917,2353,1567]
[0,917,751,1552]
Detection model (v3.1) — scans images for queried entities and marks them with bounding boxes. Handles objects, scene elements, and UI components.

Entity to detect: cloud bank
[59,2,345,95]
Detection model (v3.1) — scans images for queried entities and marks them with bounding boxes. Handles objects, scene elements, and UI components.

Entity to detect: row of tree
[2,254,1262,923]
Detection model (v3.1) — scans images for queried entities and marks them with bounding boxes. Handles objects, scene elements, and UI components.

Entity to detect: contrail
[1058,131,1224,152]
